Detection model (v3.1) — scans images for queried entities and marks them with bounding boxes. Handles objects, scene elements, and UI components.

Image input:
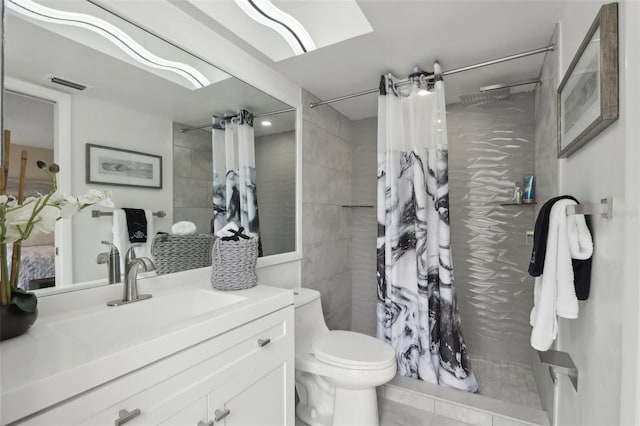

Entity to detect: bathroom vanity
[0,269,295,425]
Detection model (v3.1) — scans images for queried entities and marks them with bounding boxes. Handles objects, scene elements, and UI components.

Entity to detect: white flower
[0,162,114,244]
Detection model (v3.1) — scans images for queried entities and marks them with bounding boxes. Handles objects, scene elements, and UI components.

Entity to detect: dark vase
[0,304,38,341]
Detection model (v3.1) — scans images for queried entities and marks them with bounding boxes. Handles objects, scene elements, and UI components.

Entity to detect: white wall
[71,94,173,283]
[549,2,640,425]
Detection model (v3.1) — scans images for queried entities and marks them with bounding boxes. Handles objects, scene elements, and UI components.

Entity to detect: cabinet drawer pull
[115,408,141,426]
[214,408,231,421]
[197,421,214,426]
[257,338,271,347]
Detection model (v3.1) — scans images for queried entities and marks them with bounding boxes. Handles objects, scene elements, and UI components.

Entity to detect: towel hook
[565,198,612,219]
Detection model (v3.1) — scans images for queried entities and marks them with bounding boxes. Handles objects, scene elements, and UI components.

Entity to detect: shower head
[459,78,542,107]
[459,85,510,107]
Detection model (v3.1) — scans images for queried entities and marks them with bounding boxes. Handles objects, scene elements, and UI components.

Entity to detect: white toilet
[294,288,397,426]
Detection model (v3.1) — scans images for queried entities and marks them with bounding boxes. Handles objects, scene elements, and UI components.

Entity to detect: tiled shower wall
[350,93,536,364]
[350,117,378,337]
[301,90,353,330]
[448,92,536,364]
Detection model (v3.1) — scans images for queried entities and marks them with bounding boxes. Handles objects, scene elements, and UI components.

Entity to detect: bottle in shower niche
[512,182,523,204]
[523,175,535,204]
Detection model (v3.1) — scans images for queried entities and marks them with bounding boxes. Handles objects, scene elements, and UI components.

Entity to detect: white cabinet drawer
[21,306,293,426]
[209,361,287,426]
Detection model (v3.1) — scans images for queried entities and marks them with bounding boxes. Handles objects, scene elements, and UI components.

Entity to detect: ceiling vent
[47,75,88,91]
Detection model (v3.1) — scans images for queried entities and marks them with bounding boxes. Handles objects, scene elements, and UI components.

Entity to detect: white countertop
[0,268,293,424]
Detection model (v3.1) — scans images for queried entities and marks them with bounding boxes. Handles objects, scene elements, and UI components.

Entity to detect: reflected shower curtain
[212,110,261,251]
[376,64,478,393]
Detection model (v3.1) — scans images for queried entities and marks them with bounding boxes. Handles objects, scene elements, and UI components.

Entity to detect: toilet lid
[310,330,396,370]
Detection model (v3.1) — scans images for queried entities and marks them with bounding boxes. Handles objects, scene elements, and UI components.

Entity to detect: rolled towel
[215,222,239,238]
[171,221,197,236]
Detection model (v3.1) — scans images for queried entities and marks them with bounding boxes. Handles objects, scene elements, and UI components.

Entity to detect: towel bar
[565,197,612,219]
[92,210,166,218]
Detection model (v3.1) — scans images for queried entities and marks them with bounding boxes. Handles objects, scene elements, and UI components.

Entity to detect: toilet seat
[310,330,396,371]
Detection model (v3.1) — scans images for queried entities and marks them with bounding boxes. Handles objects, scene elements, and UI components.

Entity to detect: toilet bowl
[294,288,397,426]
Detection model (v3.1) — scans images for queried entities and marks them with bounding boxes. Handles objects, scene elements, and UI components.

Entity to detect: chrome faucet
[124,244,139,278]
[107,246,155,307]
[96,241,121,284]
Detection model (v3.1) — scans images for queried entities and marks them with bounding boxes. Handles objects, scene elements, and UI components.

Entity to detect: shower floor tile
[295,399,475,426]
[379,398,475,426]
[469,355,542,410]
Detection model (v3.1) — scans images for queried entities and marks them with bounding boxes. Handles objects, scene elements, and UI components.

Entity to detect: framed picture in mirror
[86,143,162,189]
[557,2,618,159]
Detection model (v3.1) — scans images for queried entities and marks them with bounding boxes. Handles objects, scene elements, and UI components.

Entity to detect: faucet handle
[101,241,120,255]
[125,245,140,262]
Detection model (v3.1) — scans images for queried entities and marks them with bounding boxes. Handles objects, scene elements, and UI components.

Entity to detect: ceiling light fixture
[234,0,315,55]
[7,0,210,89]
[261,120,272,127]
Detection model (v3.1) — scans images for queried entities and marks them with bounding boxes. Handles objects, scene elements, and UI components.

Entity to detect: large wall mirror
[1,0,298,291]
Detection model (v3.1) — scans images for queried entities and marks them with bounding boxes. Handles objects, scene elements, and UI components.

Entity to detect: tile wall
[301,90,353,330]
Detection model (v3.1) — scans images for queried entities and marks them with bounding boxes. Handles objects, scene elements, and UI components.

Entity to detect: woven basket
[210,237,258,291]
[151,234,214,275]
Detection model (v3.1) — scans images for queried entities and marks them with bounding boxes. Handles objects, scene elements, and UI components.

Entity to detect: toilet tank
[294,288,329,350]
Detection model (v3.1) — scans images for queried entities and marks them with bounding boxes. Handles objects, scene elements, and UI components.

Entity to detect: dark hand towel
[528,196,578,276]
[528,195,592,300]
[122,208,148,243]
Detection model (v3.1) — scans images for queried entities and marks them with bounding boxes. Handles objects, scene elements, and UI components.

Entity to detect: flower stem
[0,243,8,306]
[9,241,22,290]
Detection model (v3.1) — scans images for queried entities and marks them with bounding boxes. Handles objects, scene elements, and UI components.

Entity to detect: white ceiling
[185,0,373,62]
[178,0,567,120]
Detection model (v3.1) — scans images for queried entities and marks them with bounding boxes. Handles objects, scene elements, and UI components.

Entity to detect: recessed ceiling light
[7,0,210,89]
[261,120,272,127]
[234,0,315,55]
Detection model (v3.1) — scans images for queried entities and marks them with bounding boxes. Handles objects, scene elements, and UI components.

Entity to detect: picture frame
[86,143,162,189]
[557,2,618,159]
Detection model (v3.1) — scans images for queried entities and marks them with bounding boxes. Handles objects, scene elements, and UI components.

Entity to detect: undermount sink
[48,287,246,349]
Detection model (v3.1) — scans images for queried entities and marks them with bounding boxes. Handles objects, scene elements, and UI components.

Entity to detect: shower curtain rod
[179,107,296,133]
[309,45,554,108]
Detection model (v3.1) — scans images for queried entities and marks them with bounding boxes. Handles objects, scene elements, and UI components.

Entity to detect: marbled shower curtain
[376,64,478,393]
[212,110,261,253]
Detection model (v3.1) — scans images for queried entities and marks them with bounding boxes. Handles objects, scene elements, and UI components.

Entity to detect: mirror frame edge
[1,0,5,168]
[4,76,73,285]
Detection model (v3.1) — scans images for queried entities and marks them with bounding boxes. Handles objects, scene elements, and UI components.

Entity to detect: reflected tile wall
[172,122,213,234]
[255,131,296,256]
[447,92,536,364]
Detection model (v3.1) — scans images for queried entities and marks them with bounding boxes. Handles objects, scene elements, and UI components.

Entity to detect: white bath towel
[113,209,155,272]
[530,199,593,351]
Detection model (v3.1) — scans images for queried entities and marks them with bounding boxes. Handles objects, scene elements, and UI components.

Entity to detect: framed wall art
[86,143,162,189]
[557,2,618,158]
